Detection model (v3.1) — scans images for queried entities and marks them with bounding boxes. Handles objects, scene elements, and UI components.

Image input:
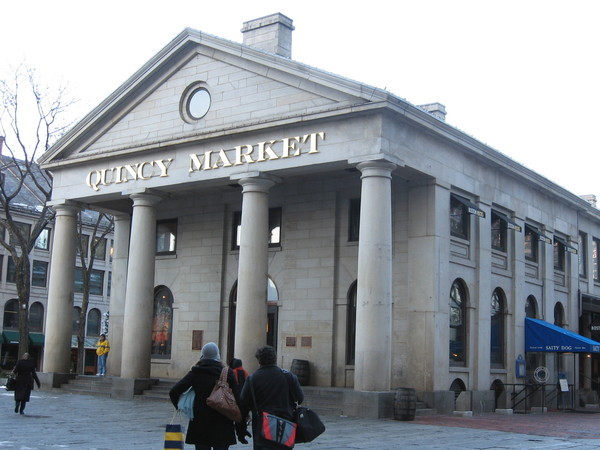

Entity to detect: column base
[111,377,159,399]
[38,372,77,389]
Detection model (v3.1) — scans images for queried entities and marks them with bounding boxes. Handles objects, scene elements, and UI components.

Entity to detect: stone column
[474,201,492,391]
[354,161,396,391]
[120,193,160,379]
[43,204,79,373]
[106,213,131,376]
[234,176,275,373]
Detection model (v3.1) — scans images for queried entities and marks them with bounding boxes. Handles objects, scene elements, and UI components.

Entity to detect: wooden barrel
[290,359,310,386]
[394,388,416,421]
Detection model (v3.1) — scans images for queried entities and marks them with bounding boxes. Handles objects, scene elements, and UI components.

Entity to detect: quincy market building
[38,14,600,415]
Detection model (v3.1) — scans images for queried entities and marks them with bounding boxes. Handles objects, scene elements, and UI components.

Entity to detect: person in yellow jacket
[96,334,110,376]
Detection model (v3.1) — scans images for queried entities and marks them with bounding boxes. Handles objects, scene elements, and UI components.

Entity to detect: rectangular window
[34,228,51,250]
[232,211,242,250]
[93,237,107,260]
[77,234,89,259]
[450,194,484,240]
[450,195,468,239]
[74,268,105,295]
[232,208,282,250]
[12,222,31,246]
[524,225,539,262]
[32,260,49,287]
[554,237,566,271]
[348,198,361,242]
[593,237,600,282]
[156,219,177,255]
[579,232,588,278]
[268,207,282,248]
[107,271,112,297]
[491,211,507,252]
[0,254,3,281]
[6,258,16,283]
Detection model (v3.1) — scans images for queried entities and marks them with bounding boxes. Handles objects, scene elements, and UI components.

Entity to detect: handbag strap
[219,367,228,384]
[248,375,260,417]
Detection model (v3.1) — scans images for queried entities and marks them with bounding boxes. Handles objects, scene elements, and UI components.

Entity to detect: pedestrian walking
[96,334,110,376]
[169,342,250,449]
[12,353,41,415]
[230,358,249,391]
[240,345,304,450]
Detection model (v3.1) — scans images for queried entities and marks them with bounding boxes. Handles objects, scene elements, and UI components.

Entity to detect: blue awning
[525,318,600,353]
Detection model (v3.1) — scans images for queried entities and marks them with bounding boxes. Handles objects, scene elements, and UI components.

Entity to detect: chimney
[418,102,447,121]
[580,194,597,208]
[241,13,294,58]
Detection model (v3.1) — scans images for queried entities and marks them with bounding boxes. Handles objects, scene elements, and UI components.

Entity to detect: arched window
[554,302,565,327]
[227,277,280,362]
[449,378,467,408]
[3,299,19,329]
[87,308,101,336]
[449,279,467,365]
[152,286,174,358]
[346,281,357,365]
[490,288,505,368]
[72,306,81,334]
[525,295,537,318]
[28,302,44,332]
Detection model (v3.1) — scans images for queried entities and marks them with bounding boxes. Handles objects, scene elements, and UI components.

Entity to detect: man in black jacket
[240,346,304,449]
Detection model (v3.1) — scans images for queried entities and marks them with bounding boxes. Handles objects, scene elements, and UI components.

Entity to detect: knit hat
[200,342,221,361]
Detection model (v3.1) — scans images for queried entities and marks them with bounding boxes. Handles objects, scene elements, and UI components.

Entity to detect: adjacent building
[0,154,113,374]
[37,14,600,414]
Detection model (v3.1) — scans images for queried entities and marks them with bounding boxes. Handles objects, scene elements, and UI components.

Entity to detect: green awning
[2,331,20,344]
[0,333,5,344]
[29,333,45,346]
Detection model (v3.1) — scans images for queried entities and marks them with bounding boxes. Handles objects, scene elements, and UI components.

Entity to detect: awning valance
[452,194,485,218]
[493,210,522,232]
[2,331,20,344]
[525,317,600,353]
[526,225,552,244]
[1,331,46,346]
[29,333,45,346]
[554,236,578,254]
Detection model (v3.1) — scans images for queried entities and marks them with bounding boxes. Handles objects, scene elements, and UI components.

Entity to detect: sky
[2,0,599,198]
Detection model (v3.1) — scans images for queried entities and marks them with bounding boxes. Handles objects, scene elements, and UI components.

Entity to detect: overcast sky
[2,0,598,198]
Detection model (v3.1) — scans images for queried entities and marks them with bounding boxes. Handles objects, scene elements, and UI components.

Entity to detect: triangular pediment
[41,29,392,166]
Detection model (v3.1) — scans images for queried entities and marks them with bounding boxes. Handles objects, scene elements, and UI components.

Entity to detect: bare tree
[0,65,74,357]
[75,212,114,374]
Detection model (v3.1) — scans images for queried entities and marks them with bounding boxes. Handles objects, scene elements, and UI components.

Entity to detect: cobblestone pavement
[1,388,599,449]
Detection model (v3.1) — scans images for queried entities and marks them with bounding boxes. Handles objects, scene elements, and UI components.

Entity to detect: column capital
[237,176,277,194]
[50,202,80,217]
[357,160,397,179]
[129,192,162,207]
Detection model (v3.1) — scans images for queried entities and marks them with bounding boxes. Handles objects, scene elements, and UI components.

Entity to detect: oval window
[187,88,211,120]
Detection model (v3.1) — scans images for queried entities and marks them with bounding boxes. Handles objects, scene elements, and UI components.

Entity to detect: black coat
[240,365,304,449]
[13,358,40,402]
[169,360,243,446]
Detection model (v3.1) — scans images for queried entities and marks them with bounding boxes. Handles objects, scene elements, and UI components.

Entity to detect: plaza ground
[1,388,599,449]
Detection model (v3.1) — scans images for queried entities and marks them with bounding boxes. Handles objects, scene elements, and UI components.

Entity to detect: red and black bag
[260,412,297,448]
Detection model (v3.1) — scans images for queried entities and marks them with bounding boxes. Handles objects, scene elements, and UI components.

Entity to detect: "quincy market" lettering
[189,132,325,172]
[85,132,325,191]
[86,159,173,191]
